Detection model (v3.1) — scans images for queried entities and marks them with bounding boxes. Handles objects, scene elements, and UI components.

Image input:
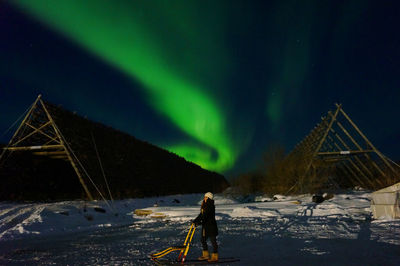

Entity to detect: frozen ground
[0,190,399,265]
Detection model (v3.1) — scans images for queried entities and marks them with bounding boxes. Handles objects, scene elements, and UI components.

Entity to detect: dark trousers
[201,234,218,253]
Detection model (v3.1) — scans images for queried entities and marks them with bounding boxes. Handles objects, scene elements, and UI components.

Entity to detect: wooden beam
[317,150,374,156]
[0,95,42,163]
[32,151,67,156]
[337,104,397,175]
[301,105,341,189]
[11,121,53,147]
[341,160,366,187]
[327,112,382,186]
[335,120,382,178]
[325,122,374,187]
[4,145,64,151]
[322,138,361,187]
[39,99,94,201]
[25,122,60,144]
[49,155,69,160]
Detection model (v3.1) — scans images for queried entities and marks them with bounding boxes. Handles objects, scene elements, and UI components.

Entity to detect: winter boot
[198,250,210,261]
[208,253,218,262]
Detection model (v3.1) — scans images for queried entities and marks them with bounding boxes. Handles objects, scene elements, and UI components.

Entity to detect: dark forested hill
[0,101,229,201]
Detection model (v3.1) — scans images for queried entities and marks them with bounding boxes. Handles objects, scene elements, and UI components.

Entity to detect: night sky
[1,0,399,179]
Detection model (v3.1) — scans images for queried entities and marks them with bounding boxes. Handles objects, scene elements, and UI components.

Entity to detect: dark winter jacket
[193,199,218,237]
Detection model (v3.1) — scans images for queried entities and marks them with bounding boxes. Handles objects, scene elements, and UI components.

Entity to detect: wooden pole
[38,99,94,201]
[325,113,380,187]
[334,119,385,181]
[11,121,53,147]
[0,95,42,163]
[25,122,61,144]
[317,150,374,156]
[300,105,341,192]
[342,160,367,188]
[337,104,397,174]
[4,145,64,151]
[324,136,365,187]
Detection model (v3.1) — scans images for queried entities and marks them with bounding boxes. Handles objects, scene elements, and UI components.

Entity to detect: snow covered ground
[0,190,399,265]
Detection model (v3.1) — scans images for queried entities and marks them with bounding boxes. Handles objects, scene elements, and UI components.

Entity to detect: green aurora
[2,1,399,178]
[12,0,238,172]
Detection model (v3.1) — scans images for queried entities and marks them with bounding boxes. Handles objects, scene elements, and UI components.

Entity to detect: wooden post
[323,115,379,187]
[324,136,366,187]
[300,105,341,190]
[337,104,397,175]
[11,121,53,147]
[25,122,61,144]
[330,131,376,187]
[0,95,42,163]
[38,99,94,201]
[342,160,367,188]
[335,119,385,181]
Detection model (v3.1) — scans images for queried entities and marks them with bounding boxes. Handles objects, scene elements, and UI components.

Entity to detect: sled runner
[151,223,197,263]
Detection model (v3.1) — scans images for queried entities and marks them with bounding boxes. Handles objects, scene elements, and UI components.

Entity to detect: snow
[0,190,399,265]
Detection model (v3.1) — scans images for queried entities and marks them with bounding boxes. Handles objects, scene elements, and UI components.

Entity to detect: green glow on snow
[12,0,236,171]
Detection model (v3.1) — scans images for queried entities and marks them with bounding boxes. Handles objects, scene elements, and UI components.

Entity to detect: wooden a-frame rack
[286,103,398,193]
[0,95,94,200]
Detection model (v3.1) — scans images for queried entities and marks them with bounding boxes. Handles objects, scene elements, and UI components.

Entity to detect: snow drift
[0,191,399,265]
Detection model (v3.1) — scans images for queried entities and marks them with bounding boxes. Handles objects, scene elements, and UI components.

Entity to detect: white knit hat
[204,192,214,200]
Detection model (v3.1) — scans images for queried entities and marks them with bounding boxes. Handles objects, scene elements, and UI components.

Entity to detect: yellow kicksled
[150,223,196,263]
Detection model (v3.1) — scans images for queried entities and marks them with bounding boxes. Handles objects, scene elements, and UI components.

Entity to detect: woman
[193,192,218,262]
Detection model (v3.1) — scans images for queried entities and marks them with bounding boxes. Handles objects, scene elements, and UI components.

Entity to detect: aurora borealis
[8,0,236,172]
[1,1,400,177]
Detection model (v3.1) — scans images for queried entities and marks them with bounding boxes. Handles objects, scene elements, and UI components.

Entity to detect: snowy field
[0,190,399,265]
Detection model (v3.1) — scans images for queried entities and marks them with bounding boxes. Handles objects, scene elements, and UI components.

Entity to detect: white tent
[371,182,400,219]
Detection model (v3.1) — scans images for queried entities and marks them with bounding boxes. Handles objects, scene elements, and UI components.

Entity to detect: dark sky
[1,0,399,179]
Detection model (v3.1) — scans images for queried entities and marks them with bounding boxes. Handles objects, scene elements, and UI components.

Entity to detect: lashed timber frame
[286,103,398,194]
[0,95,94,200]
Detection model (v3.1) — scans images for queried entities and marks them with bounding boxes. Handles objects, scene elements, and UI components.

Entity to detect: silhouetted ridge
[0,99,229,201]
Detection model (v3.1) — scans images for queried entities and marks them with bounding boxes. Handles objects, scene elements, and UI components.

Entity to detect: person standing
[193,192,218,262]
